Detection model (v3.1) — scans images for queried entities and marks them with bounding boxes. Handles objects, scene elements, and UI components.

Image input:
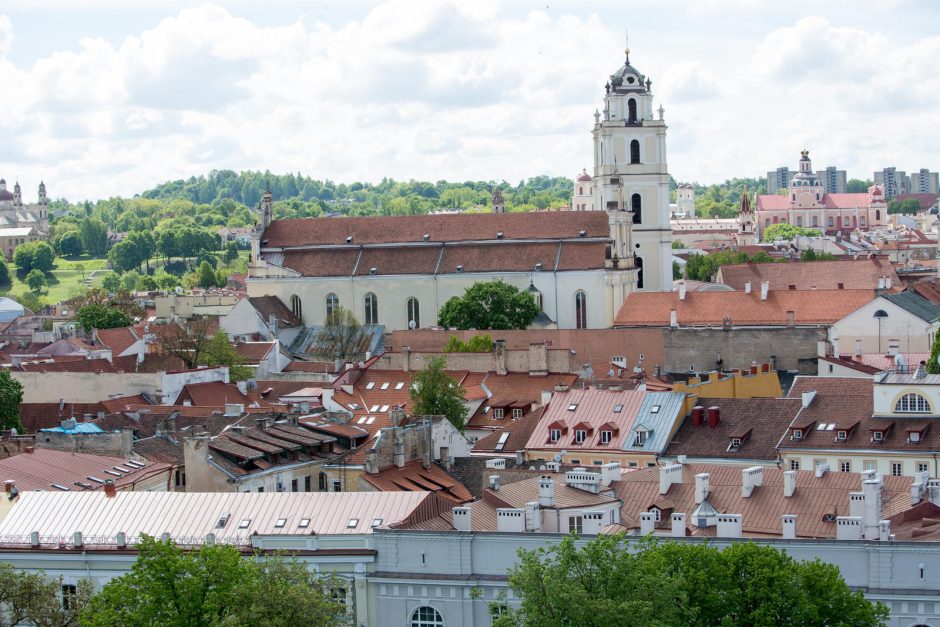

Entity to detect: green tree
[13,291,44,314]
[77,304,133,330]
[12,241,55,273]
[761,223,821,242]
[55,230,84,257]
[101,271,122,293]
[197,260,218,288]
[443,333,493,352]
[79,216,109,256]
[495,535,888,627]
[222,240,240,264]
[202,331,254,381]
[928,332,940,374]
[671,240,684,249]
[410,356,468,432]
[136,274,158,291]
[25,268,47,292]
[154,316,215,369]
[314,306,372,362]
[80,536,345,627]
[438,280,539,330]
[672,260,682,280]
[0,258,9,284]
[888,198,922,215]
[0,370,24,431]
[0,562,92,624]
[846,178,872,193]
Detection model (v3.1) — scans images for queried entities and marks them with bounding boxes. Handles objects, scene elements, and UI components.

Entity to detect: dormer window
[910,431,921,443]
[633,430,648,446]
[575,429,587,444]
[512,408,523,419]
[600,430,612,445]
[730,437,742,449]
[836,430,847,441]
[649,507,661,523]
[549,428,561,443]
[792,429,803,440]
[493,408,504,419]
[896,393,931,413]
[872,431,884,442]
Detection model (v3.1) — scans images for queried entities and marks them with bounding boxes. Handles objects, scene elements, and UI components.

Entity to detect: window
[828,216,834,227]
[290,294,303,322]
[836,430,847,441]
[840,460,851,472]
[864,460,876,471]
[275,518,287,528]
[730,437,742,448]
[549,428,561,443]
[411,606,444,627]
[918,462,929,473]
[318,472,328,491]
[614,404,623,413]
[407,297,420,328]
[575,429,587,444]
[493,408,504,420]
[290,478,298,492]
[873,431,884,442]
[512,408,523,419]
[568,515,583,534]
[650,507,661,522]
[631,193,642,225]
[326,293,339,319]
[796,216,803,227]
[575,291,587,329]
[347,518,359,528]
[332,479,342,492]
[630,139,640,164]
[635,256,643,289]
[891,462,903,477]
[299,518,311,528]
[600,430,612,444]
[789,459,800,470]
[896,393,930,413]
[627,98,637,123]
[792,429,803,440]
[364,292,378,325]
[633,431,647,446]
[61,584,77,610]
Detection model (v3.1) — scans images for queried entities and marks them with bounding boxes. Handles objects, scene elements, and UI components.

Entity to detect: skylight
[349,403,359,410]
[614,404,623,413]
[380,405,389,412]
[365,382,375,390]
[275,518,287,528]
[87,476,105,484]
[495,432,510,451]
[370,405,380,413]
[366,417,376,424]
[380,382,390,390]
[371,518,383,528]
[347,518,359,529]
[650,405,660,414]
[567,404,578,411]
[357,417,367,424]
[104,470,121,477]
[51,484,70,491]
[239,519,251,529]
[299,518,310,528]
[395,382,405,390]
[825,423,835,431]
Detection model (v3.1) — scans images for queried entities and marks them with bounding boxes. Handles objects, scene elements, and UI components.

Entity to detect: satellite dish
[174,286,184,295]
[408,319,416,329]
[559,449,568,457]
[552,454,562,463]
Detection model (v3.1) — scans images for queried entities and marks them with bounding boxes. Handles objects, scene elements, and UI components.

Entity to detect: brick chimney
[707,406,720,428]
[104,480,117,497]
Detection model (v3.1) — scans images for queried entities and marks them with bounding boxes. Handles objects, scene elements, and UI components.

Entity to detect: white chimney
[782,515,797,539]
[485,458,506,469]
[600,462,622,487]
[678,282,687,301]
[496,509,526,533]
[832,336,840,357]
[581,511,606,535]
[540,390,552,406]
[744,281,752,294]
[716,514,743,538]
[836,516,863,540]
[116,531,127,548]
[670,309,678,328]
[885,276,892,290]
[862,479,883,540]
[877,276,886,290]
[694,473,710,504]
[538,477,555,507]
[453,506,472,532]
[639,511,656,535]
[671,512,686,537]
[73,531,83,548]
[855,339,862,357]
[849,492,864,518]
[524,502,541,532]
[815,463,830,478]
[879,520,891,541]
[659,463,683,495]
[817,340,827,358]
[489,475,501,491]
[760,281,769,300]
[741,466,764,498]
[783,470,797,497]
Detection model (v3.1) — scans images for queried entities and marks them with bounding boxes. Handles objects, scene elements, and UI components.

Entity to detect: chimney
[741,466,763,498]
[73,531,83,548]
[877,276,885,290]
[669,309,678,328]
[885,276,892,290]
[30,531,39,548]
[836,517,863,540]
[4,480,13,493]
[538,476,555,507]
[815,463,829,478]
[855,339,862,357]
[749,363,758,375]
[393,435,405,468]
[716,514,742,538]
[495,508,526,532]
[205,533,216,545]
[540,389,552,406]
[832,336,840,357]
[659,463,683,495]
[678,282,687,301]
[116,531,127,549]
[453,506,471,532]
[364,450,379,474]
[439,446,451,470]
[485,458,506,470]
[786,310,795,328]
[744,280,752,294]
[236,380,248,395]
[581,511,605,535]
[690,406,704,427]
[489,475,501,491]
[389,405,406,427]
[801,390,816,408]
[599,462,621,487]
[707,406,720,428]
[528,342,549,376]
[525,502,541,532]
[816,340,827,358]
[494,339,508,376]
[402,345,411,372]
[639,511,656,535]
[781,515,797,539]
[862,479,883,540]
[694,472,710,504]
[671,512,686,537]
[104,480,117,497]
[783,470,797,497]
[760,281,769,300]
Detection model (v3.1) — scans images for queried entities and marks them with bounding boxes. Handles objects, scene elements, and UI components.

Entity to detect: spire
[739,182,752,215]
[624,29,630,63]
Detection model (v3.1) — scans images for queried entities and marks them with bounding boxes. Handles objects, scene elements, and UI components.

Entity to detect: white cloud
[0,3,937,201]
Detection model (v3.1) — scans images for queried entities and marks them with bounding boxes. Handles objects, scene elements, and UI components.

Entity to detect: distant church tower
[572,169,595,211]
[12,181,21,206]
[491,187,505,214]
[735,183,756,247]
[592,43,671,291]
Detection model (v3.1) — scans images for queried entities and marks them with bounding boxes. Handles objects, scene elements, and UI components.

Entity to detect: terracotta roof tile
[717,259,898,291]
[361,460,472,504]
[235,341,276,362]
[247,296,301,327]
[94,327,139,356]
[16,358,121,373]
[466,372,578,430]
[174,381,270,408]
[472,410,544,455]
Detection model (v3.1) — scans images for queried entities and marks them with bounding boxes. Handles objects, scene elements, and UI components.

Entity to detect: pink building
[756,151,886,237]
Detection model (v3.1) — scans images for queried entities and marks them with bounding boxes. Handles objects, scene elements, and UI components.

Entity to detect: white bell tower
[592,43,671,291]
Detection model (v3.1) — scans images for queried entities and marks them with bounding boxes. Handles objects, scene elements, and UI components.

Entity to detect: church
[247,46,673,331]
[0,179,50,233]
[755,151,887,237]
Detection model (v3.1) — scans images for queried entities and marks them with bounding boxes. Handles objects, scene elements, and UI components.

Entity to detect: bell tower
[592,42,671,291]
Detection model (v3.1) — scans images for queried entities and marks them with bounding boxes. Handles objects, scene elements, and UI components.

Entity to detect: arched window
[631,193,642,224]
[636,256,644,289]
[318,472,328,491]
[896,393,930,413]
[364,292,378,325]
[290,294,302,322]
[627,98,637,123]
[326,293,339,319]
[578,186,583,195]
[407,297,420,329]
[411,606,444,627]
[575,291,587,329]
[875,209,881,221]
[630,140,640,164]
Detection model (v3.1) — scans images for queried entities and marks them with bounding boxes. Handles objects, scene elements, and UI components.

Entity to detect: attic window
[395,382,405,390]
[371,518,383,528]
[579,229,587,237]
[238,519,251,529]
[216,512,231,528]
[299,518,310,528]
[347,518,359,529]
[380,382,390,390]
[614,404,623,413]
[633,431,648,446]
[369,267,377,275]
[872,431,885,442]
[456,265,463,273]
[792,429,803,440]
[549,428,561,443]
[365,382,375,390]
[575,429,587,444]
[600,430,612,444]
[496,232,504,239]
[422,234,430,241]
[275,518,287,528]
[567,404,578,411]
[535,263,543,271]
[910,432,921,443]
[836,430,847,440]
[346,236,353,244]
[729,437,742,449]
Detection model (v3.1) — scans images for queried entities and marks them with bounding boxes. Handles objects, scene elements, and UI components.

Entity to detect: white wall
[831,297,938,355]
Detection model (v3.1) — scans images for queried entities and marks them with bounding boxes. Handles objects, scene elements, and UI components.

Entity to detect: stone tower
[491,187,505,214]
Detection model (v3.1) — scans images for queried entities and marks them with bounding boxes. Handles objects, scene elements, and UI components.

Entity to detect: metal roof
[0,491,437,547]
[883,291,940,322]
[39,423,105,434]
[622,392,687,454]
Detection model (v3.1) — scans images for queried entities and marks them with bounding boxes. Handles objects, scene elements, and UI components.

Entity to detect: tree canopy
[77,304,133,331]
[888,198,922,215]
[314,306,372,362]
[25,268,47,292]
[203,331,254,381]
[81,535,346,627]
[761,223,821,242]
[12,241,55,274]
[438,280,540,330]
[0,562,91,625]
[410,356,468,432]
[494,535,888,627]
[0,371,24,432]
[443,333,493,353]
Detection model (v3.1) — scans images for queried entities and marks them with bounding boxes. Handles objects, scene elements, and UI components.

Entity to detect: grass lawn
[0,256,109,303]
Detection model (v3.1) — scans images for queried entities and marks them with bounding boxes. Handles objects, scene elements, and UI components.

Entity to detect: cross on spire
[624,29,630,62]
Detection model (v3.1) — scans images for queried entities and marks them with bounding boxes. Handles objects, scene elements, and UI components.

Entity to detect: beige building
[0,226,41,261]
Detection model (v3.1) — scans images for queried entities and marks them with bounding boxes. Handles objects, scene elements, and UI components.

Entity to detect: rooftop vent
[369,267,377,275]
[579,229,587,237]
[422,233,430,241]
[456,265,463,273]
[345,236,353,244]
[496,232,504,239]
[535,262,542,271]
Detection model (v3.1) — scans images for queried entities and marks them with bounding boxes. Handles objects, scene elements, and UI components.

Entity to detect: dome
[609,52,646,92]
[577,169,592,182]
[0,190,14,201]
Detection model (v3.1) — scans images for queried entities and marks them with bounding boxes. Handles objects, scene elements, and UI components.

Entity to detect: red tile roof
[717,258,898,292]
[614,289,873,327]
[174,381,271,408]
[472,409,544,455]
[95,327,139,356]
[466,372,578,430]
[361,461,472,504]
[0,448,170,492]
[235,341,276,362]
[756,193,876,211]
[247,296,302,328]
[16,358,122,373]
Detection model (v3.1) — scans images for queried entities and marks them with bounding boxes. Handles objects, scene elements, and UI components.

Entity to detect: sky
[0,0,938,202]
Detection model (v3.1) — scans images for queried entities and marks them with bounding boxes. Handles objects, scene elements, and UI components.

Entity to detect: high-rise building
[766,167,792,194]
[592,45,671,291]
[910,168,939,195]
[815,166,847,194]
[874,168,910,200]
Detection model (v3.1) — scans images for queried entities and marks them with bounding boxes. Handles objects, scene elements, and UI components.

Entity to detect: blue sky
[1,0,938,201]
